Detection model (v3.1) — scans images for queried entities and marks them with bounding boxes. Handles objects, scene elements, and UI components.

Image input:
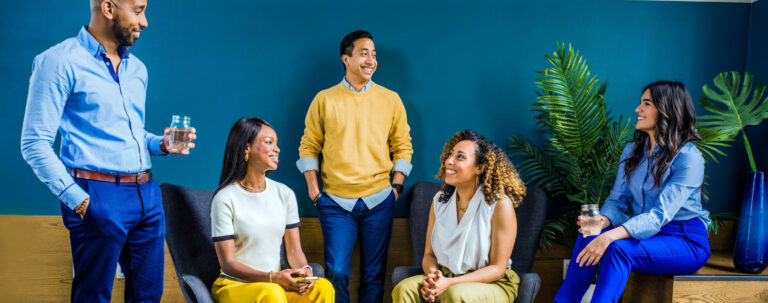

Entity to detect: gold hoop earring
[245,153,249,162]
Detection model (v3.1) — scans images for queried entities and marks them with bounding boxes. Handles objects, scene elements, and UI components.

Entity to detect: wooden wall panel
[0,216,743,303]
[0,215,185,303]
[0,216,410,303]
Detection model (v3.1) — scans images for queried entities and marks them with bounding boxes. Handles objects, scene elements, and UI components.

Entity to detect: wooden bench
[621,250,768,303]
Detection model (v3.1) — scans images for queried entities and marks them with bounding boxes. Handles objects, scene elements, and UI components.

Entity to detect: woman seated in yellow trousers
[393,129,526,302]
[210,117,334,303]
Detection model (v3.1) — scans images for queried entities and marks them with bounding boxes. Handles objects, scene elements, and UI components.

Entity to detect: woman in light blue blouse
[554,81,711,303]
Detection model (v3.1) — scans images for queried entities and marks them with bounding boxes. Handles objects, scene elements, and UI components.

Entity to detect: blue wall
[2,0,752,217]
[746,1,768,175]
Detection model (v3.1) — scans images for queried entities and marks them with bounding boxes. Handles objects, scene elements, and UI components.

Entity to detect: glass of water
[169,115,191,153]
[580,204,602,236]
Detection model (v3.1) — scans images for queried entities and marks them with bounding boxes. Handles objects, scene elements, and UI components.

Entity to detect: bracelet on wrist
[300,264,312,274]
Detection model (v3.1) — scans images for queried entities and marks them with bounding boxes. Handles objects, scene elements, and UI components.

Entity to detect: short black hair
[340,30,373,57]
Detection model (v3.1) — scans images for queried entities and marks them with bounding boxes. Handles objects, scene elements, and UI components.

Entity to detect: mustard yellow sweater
[298,82,413,198]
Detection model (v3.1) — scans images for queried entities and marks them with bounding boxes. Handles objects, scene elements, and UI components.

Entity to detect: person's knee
[325,262,350,280]
[258,283,287,302]
[313,278,336,300]
[392,276,423,302]
[605,239,632,261]
[440,286,463,303]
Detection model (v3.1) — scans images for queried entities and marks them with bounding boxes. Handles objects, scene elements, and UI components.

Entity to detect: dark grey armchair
[392,182,547,303]
[161,183,324,303]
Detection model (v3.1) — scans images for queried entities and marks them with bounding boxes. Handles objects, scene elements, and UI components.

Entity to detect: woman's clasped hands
[420,270,453,302]
[272,268,315,295]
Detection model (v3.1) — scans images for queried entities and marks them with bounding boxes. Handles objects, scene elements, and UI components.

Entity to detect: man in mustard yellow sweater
[297,30,413,303]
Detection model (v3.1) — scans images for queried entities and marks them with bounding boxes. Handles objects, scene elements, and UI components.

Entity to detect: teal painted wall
[745,1,768,176]
[2,0,752,217]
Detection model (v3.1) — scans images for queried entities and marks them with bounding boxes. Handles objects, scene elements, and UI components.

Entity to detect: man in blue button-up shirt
[20,1,195,302]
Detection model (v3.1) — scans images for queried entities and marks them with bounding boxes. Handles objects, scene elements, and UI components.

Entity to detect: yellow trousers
[211,276,335,303]
[392,268,520,303]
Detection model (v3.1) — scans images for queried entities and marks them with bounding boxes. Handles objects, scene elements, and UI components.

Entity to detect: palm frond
[695,127,732,164]
[508,135,565,196]
[534,43,606,159]
[708,212,739,234]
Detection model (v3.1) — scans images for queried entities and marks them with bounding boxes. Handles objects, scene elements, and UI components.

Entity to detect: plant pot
[733,171,768,273]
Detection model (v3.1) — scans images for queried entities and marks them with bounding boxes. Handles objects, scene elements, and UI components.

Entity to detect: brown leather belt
[71,168,151,184]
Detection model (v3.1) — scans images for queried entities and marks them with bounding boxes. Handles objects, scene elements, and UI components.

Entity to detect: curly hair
[435,130,526,206]
[623,81,701,187]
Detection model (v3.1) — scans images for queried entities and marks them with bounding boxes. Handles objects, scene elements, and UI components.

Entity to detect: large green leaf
[699,71,768,172]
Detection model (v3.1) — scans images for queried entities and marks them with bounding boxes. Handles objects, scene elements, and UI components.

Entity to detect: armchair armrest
[309,263,325,278]
[514,272,541,303]
[180,274,215,303]
[392,265,423,286]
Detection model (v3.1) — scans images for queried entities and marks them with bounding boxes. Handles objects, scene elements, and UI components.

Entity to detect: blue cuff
[393,159,413,176]
[147,135,167,156]
[600,206,628,228]
[621,215,660,240]
[296,157,319,173]
[59,183,90,210]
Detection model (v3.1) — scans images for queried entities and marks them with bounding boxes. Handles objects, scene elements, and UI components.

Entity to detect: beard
[111,14,135,47]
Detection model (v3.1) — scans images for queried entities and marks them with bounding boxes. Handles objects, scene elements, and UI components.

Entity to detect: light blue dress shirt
[601,141,711,240]
[20,27,164,210]
[296,78,413,212]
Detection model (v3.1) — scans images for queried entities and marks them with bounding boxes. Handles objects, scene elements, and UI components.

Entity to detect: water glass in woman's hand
[578,204,603,237]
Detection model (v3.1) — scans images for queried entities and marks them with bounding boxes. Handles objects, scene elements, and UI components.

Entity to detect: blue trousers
[554,218,710,303]
[60,178,165,303]
[316,191,396,303]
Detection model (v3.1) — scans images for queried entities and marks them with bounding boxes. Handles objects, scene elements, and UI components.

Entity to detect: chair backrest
[161,183,221,298]
[405,181,547,274]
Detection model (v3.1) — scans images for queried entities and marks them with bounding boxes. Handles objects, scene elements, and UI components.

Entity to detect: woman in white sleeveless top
[209,118,334,303]
[393,130,527,302]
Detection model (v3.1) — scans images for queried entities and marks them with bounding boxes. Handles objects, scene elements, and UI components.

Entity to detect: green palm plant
[507,43,634,248]
[698,71,768,173]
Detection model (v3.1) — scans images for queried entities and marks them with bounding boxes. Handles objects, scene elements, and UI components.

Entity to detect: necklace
[239,181,266,192]
[456,199,469,212]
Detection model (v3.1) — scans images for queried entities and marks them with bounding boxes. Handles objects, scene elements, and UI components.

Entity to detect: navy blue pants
[316,191,396,303]
[60,178,165,303]
[554,218,710,303]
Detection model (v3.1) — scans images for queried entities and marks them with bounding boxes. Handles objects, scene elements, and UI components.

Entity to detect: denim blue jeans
[316,191,396,303]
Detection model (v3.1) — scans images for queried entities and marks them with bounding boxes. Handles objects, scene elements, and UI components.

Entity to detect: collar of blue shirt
[77,26,130,60]
[341,77,373,93]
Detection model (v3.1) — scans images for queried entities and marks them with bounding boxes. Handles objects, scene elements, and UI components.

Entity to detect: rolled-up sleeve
[393,159,413,176]
[20,53,88,210]
[145,132,166,156]
[296,157,319,173]
[621,150,705,240]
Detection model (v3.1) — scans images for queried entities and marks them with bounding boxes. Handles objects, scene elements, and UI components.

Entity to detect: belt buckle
[136,171,149,184]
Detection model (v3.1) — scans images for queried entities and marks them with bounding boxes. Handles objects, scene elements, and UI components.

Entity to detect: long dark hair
[435,130,526,206]
[214,117,273,196]
[623,81,701,186]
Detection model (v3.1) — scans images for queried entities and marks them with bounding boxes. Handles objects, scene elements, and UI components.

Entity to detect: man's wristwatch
[392,183,404,195]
